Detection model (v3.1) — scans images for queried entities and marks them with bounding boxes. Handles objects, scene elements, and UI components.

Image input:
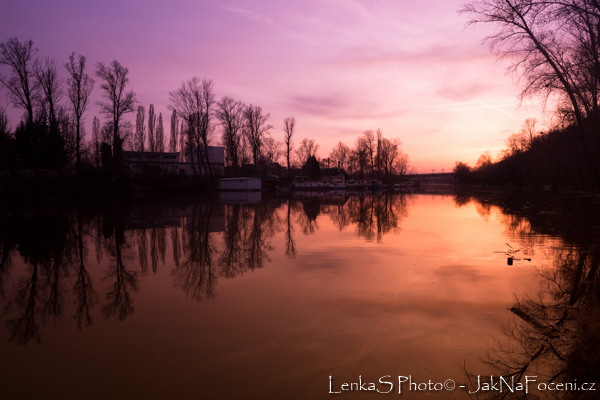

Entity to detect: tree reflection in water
[324,192,408,243]
[172,203,218,301]
[456,191,600,399]
[0,193,412,345]
[3,210,74,345]
[73,212,98,331]
[298,198,320,235]
[102,206,139,321]
[285,199,296,258]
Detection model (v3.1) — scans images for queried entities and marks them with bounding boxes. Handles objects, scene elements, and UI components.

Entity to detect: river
[0,189,597,399]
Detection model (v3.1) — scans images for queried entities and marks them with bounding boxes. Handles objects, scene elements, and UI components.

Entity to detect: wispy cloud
[417,102,514,115]
[353,0,384,48]
[331,44,493,67]
[217,2,321,47]
[476,101,513,116]
[219,4,274,24]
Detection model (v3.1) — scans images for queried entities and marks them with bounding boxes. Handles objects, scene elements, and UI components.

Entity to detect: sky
[0,0,545,172]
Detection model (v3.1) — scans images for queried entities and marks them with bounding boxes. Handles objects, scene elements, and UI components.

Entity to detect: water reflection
[302,192,408,242]
[455,191,600,399]
[3,210,74,345]
[1,190,598,399]
[0,193,411,345]
[74,212,98,331]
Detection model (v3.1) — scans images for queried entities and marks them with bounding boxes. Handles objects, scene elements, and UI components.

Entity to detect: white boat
[291,177,329,191]
[328,179,346,190]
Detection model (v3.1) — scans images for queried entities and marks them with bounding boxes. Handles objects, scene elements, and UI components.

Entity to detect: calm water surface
[0,190,598,399]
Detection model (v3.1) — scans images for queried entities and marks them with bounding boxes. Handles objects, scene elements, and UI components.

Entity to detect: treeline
[323,129,410,182]
[460,0,600,190]
[0,37,410,182]
[0,39,94,176]
[455,116,600,189]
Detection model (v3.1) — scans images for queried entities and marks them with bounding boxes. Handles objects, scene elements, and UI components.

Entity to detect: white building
[124,146,225,176]
[124,151,185,175]
[219,177,262,191]
[184,146,225,176]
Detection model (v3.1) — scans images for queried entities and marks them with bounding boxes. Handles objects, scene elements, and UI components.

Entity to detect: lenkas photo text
[329,375,596,395]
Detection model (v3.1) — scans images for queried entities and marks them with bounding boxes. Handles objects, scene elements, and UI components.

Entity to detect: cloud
[285,93,407,121]
[216,2,321,47]
[331,43,493,68]
[218,3,274,24]
[435,82,495,102]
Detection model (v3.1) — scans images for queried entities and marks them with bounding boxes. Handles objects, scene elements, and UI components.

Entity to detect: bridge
[406,172,455,184]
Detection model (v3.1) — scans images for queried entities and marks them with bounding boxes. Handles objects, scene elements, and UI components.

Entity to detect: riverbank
[0,173,220,195]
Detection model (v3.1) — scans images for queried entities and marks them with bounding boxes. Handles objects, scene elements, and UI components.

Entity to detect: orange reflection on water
[0,193,554,399]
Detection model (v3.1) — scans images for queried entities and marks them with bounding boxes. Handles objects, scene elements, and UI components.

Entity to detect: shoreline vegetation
[454,118,600,191]
[456,1,600,192]
[0,38,411,190]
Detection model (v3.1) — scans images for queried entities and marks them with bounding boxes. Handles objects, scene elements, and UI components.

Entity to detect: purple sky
[0,0,544,171]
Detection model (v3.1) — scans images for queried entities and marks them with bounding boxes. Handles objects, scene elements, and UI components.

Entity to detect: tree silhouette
[283,117,296,175]
[244,104,272,172]
[64,53,94,174]
[462,0,600,187]
[95,60,136,175]
[135,105,145,152]
[169,78,216,175]
[217,96,245,171]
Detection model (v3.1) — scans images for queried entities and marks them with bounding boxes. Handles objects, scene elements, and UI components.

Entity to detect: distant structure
[124,145,225,176]
[184,146,225,175]
[320,167,349,183]
[265,162,287,177]
[123,151,183,175]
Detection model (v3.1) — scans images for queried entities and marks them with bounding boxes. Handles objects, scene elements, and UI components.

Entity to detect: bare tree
[295,138,319,174]
[100,121,112,146]
[95,60,136,174]
[239,133,251,168]
[501,118,540,159]
[169,109,178,153]
[262,135,283,168]
[353,137,370,178]
[520,117,538,148]
[0,106,9,135]
[147,103,156,152]
[394,153,409,177]
[216,96,245,170]
[92,115,101,169]
[378,137,403,182]
[461,0,600,186]
[375,128,383,178]
[244,104,273,171]
[0,106,13,172]
[475,151,493,170]
[156,112,164,152]
[64,53,94,173]
[0,38,41,174]
[330,140,350,170]
[359,130,376,178]
[179,119,186,160]
[33,56,64,127]
[135,105,145,152]
[169,78,216,175]
[120,120,135,151]
[346,149,358,176]
[34,56,67,171]
[0,38,39,126]
[283,116,296,175]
